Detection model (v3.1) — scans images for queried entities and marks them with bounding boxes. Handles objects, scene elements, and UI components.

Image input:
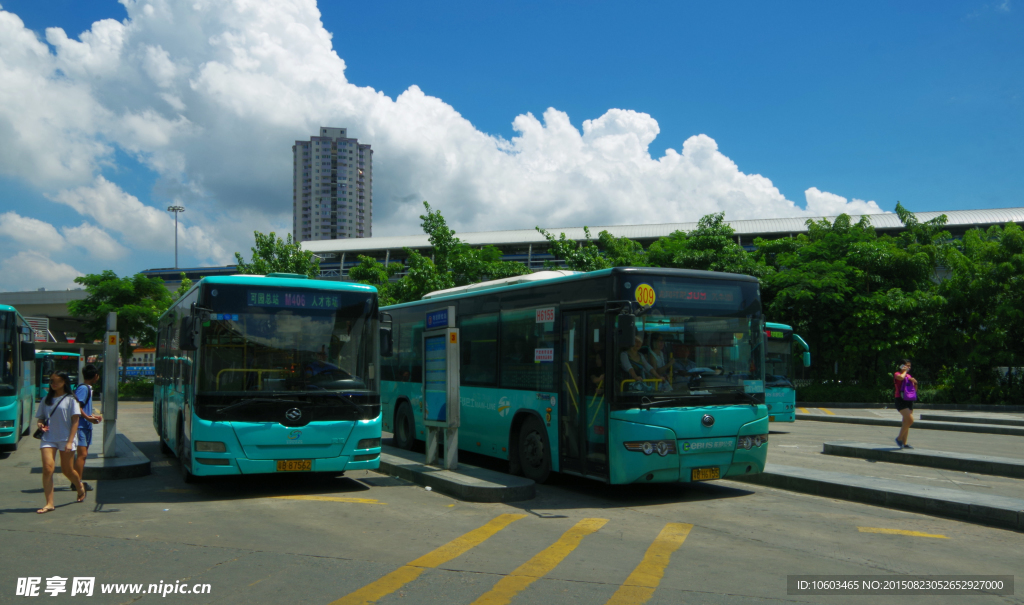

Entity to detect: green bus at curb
[0,305,37,452]
[153,274,384,481]
[764,322,811,422]
[381,267,770,485]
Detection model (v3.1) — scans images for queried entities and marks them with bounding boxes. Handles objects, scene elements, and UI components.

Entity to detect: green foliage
[648,213,773,279]
[118,379,155,400]
[536,226,609,271]
[349,202,528,304]
[68,271,173,380]
[597,230,649,267]
[172,272,193,301]
[234,231,320,279]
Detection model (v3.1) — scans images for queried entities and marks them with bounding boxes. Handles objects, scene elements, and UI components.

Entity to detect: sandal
[37,507,56,514]
[76,485,87,503]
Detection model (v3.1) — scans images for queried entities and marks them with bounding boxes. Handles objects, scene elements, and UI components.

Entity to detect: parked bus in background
[764,322,811,422]
[381,267,768,485]
[35,351,80,400]
[153,274,386,482]
[0,305,36,451]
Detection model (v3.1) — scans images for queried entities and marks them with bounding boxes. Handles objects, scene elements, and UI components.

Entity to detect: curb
[378,445,535,503]
[733,463,1024,532]
[796,403,1024,412]
[794,413,1024,436]
[822,441,1024,479]
[82,433,151,480]
[919,414,1024,427]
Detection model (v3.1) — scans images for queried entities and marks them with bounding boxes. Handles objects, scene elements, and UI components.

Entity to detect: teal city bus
[153,274,385,481]
[764,322,810,422]
[0,305,36,451]
[35,351,80,400]
[381,267,769,485]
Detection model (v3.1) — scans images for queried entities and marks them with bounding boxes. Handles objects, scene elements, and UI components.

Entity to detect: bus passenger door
[559,311,609,480]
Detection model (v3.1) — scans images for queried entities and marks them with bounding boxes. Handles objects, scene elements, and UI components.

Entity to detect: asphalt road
[1,402,1020,604]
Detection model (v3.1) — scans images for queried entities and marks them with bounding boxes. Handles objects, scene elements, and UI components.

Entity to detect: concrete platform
[920,413,1024,427]
[822,440,1024,479]
[378,444,535,503]
[734,463,1024,531]
[794,413,1024,436]
[80,433,151,480]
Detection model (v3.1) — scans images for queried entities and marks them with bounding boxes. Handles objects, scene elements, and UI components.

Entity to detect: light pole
[167,205,185,269]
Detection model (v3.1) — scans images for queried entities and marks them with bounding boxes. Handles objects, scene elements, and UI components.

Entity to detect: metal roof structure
[303,207,1024,257]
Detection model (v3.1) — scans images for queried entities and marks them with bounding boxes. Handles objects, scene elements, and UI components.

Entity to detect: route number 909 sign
[634,283,656,306]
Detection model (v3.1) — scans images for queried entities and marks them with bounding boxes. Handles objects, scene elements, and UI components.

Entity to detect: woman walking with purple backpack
[894,359,918,449]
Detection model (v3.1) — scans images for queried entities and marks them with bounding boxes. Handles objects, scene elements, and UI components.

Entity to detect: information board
[424,335,448,422]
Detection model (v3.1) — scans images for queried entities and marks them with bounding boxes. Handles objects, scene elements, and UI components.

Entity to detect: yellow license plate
[691,467,720,481]
[276,459,312,472]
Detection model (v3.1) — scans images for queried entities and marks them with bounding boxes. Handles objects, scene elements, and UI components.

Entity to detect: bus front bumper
[190,453,381,476]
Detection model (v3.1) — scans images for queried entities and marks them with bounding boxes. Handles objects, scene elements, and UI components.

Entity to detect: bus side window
[500,307,557,391]
[380,322,401,382]
[397,319,423,383]
[460,313,498,386]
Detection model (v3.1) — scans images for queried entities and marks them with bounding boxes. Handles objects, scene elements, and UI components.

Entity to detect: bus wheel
[177,422,195,484]
[157,414,173,456]
[518,416,551,484]
[394,402,416,451]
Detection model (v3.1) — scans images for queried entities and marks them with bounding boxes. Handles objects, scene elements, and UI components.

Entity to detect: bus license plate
[276,459,312,472]
[691,467,720,481]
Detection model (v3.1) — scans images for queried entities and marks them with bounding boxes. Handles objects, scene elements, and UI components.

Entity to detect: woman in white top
[35,371,86,513]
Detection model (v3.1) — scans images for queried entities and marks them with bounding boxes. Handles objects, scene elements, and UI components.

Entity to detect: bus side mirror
[380,327,394,358]
[179,316,199,351]
[802,351,811,367]
[20,340,35,361]
[614,314,637,350]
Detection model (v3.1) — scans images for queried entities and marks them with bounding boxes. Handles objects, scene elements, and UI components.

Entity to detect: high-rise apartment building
[293,127,373,242]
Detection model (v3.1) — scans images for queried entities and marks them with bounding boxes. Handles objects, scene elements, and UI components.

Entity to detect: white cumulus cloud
[0,0,886,293]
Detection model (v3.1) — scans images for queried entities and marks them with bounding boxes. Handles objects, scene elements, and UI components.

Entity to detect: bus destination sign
[247,290,341,310]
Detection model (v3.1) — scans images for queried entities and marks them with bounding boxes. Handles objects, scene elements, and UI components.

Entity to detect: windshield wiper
[214,397,307,415]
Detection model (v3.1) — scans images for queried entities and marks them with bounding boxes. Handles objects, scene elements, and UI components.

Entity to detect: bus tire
[177,420,196,484]
[517,415,551,484]
[157,412,173,456]
[393,402,416,451]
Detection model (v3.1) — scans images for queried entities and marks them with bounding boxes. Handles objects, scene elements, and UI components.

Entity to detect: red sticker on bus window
[534,348,554,362]
[536,307,555,323]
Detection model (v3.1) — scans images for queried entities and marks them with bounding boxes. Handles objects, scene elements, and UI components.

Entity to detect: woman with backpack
[894,359,918,449]
[34,371,87,513]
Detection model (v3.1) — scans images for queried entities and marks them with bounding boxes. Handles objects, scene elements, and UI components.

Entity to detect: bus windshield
[197,286,377,399]
[38,354,80,385]
[613,277,763,408]
[765,330,793,387]
[0,313,15,395]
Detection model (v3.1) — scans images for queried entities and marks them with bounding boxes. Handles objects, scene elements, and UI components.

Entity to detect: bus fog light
[196,458,230,466]
[357,438,381,449]
[0,420,13,428]
[195,441,227,453]
[624,441,663,455]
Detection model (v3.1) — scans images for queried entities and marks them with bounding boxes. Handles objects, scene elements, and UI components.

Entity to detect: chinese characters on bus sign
[426,308,450,329]
[247,290,341,309]
[534,348,554,363]
[535,307,555,323]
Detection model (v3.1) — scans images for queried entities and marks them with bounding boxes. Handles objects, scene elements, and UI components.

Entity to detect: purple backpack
[901,375,917,402]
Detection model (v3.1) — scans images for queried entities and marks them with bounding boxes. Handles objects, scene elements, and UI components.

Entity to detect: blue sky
[0,1,1021,289]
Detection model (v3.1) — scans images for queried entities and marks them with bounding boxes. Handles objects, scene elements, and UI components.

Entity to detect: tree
[348,255,404,306]
[648,212,773,279]
[68,271,173,381]
[597,230,649,267]
[172,272,193,301]
[535,226,609,272]
[234,231,320,279]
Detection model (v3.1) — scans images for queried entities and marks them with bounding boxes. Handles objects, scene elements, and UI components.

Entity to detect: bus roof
[0,304,25,316]
[197,275,377,293]
[766,322,793,331]
[35,351,80,357]
[387,266,760,309]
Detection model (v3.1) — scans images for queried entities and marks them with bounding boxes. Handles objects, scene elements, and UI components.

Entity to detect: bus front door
[560,311,608,480]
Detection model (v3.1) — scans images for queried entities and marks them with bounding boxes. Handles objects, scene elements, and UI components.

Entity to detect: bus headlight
[357,438,381,449]
[0,420,14,428]
[624,440,677,456]
[737,434,768,450]
[195,441,227,453]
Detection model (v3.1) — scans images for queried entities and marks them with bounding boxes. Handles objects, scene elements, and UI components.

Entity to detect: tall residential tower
[293,127,373,242]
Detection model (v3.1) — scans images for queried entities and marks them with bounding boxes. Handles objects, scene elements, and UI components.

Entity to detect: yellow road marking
[604,523,693,605]
[858,527,948,539]
[797,407,809,414]
[470,518,608,605]
[329,514,526,605]
[271,495,384,505]
[820,408,835,415]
